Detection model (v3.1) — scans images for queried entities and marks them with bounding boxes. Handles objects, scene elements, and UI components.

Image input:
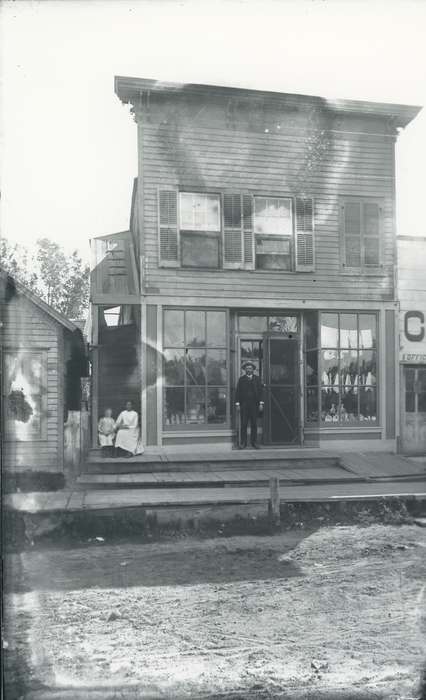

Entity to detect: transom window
[163,309,228,427]
[341,198,382,269]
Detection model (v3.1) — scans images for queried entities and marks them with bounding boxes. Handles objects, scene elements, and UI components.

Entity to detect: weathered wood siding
[2,294,63,473]
[139,96,395,303]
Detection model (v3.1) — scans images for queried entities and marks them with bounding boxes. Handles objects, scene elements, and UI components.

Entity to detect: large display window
[163,309,228,427]
[305,312,378,425]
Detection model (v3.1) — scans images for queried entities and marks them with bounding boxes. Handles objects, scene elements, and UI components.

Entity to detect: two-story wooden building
[89,77,421,453]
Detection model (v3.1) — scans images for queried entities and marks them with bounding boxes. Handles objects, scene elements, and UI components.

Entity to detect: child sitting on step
[98,408,116,457]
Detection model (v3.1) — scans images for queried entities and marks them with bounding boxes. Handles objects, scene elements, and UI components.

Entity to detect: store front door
[401,365,426,454]
[237,334,300,445]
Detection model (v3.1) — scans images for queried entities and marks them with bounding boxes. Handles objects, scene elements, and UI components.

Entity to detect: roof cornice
[115,76,421,129]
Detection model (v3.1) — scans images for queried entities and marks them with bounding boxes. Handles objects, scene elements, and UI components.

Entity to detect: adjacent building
[1,273,87,483]
[397,236,426,454]
[89,77,421,453]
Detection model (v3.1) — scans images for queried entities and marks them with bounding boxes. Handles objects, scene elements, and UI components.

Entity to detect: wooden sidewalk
[6,479,426,515]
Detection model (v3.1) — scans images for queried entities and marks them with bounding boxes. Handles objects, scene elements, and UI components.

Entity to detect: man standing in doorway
[235,361,264,449]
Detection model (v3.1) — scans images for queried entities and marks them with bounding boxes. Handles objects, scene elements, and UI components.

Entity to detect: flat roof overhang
[115,75,421,129]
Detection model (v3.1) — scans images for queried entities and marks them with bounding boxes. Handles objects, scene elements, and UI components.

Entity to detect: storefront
[398,236,426,455]
[160,307,384,450]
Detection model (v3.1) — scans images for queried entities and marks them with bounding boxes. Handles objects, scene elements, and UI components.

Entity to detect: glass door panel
[401,366,426,454]
[265,338,300,444]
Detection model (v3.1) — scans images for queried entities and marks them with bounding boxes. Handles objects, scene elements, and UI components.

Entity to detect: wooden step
[77,463,363,489]
[83,457,340,475]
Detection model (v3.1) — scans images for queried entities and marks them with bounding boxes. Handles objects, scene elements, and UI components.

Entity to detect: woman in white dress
[114,401,144,457]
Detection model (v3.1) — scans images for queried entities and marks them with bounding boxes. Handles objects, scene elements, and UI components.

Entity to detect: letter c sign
[404,311,425,342]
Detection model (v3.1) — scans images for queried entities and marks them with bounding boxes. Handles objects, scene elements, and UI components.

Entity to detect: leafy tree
[1,237,89,319]
[0,238,40,294]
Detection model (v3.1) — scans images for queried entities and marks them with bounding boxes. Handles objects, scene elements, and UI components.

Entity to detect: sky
[2,0,426,262]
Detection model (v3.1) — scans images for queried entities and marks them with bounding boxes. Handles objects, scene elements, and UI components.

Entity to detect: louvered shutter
[158,188,179,267]
[242,194,254,269]
[295,197,315,272]
[223,193,244,269]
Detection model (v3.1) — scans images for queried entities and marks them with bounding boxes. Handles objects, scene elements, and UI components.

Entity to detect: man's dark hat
[242,361,256,370]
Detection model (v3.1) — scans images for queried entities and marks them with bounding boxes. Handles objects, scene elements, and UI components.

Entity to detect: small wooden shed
[1,272,87,487]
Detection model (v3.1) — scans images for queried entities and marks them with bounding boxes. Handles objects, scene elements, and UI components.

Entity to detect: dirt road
[4,524,426,699]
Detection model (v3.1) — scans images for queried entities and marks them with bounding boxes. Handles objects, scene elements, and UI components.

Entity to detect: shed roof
[115,76,421,129]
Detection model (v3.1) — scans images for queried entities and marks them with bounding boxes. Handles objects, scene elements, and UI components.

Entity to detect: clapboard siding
[2,295,63,473]
[139,108,395,301]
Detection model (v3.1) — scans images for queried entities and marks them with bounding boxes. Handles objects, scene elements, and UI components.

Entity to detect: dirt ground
[3,523,426,699]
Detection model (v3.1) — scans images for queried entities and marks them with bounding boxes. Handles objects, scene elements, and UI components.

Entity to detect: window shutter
[158,188,179,267]
[295,197,315,272]
[223,193,244,269]
[242,194,254,269]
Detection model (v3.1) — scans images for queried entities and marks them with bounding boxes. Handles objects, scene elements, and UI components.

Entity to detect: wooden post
[269,477,280,527]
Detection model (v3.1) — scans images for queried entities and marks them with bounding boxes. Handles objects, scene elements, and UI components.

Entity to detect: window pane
[359,350,377,385]
[181,232,220,269]
[186,386,206,424]
[164,349,185,385]
[321,387,339,423]
[359,387,377,421]
[186,311,205,347]
[364,202,379,236]
[239,315,267,332]
[306,350,318,386]
[164,387,185,425]
[418,370,426,392]
[365,237,380,266]
[306,387,319,423]
[256,251,292,271]
[164,310,184,347]
[185,349,206,386]
[345,237,361,267]
[207,388,227,424]
[405,391,415,413]
[5,352,44,441]
[268,316,298,334]
[254,197,292,236]
[345,202,361,235]
[341,387,359,422]
[240,340,263,378]
[418,393,426,413]
[321,314,338,347]
[340,314,358,349]
[207,311,226,347]
[207,349,227,385]
[180,193,220,231]
[304,311,319,350]
[321,350,338,384]
[340,350,358,383]
[359,315,376,349]
[405,368,415,391]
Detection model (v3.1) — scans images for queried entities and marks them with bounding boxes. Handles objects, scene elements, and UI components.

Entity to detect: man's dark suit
[235,374,264,447]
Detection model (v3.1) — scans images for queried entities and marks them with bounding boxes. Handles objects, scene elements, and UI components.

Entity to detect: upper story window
[179,192,221,269]
[180,193,221,232]
[158,188,314,272]
[340,197,383,270]
[254,196,293,270]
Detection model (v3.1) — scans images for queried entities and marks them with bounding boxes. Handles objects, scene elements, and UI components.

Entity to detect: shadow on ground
[4,532,310,593]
